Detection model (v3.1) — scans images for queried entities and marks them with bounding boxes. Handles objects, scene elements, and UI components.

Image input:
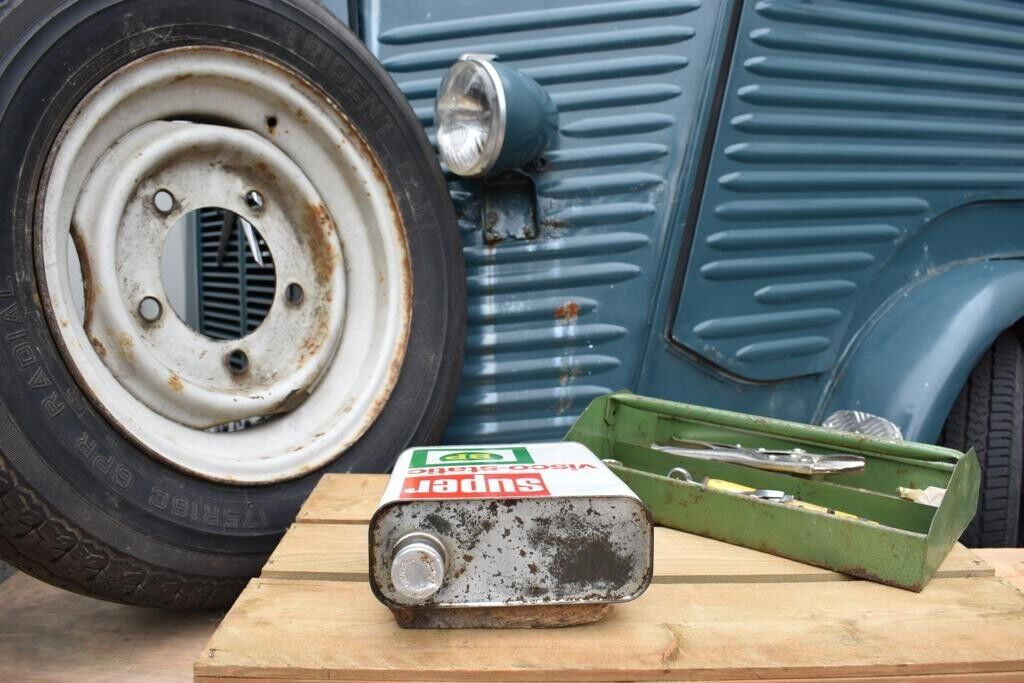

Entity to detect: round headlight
[435,54,506,177]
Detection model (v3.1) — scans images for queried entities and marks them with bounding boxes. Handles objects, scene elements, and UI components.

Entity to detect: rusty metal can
[369,442,653,628]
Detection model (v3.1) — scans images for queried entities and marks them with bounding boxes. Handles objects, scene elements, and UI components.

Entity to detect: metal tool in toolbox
[369,442,654,628]
[651,440,866,475]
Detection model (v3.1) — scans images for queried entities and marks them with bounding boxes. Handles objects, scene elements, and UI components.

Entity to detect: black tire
[940,333,1024,548]
[0,0,463,607]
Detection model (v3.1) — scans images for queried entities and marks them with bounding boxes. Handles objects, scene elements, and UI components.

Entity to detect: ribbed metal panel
[196,209,275,341]
[673,0,1024,380]
[367,0,725,442]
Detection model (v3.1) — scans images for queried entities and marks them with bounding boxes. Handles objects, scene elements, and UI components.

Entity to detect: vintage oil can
[368,442,653,628]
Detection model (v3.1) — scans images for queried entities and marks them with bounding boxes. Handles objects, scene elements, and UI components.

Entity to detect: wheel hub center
[72,120,347,429]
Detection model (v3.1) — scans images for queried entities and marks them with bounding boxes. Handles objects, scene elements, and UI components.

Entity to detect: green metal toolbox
[565,392,980,591]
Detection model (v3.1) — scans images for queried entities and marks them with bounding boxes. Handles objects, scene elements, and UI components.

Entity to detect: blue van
[0,0,1020,606]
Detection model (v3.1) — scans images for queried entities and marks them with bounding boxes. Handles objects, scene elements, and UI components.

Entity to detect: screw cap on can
[390,532,447,601]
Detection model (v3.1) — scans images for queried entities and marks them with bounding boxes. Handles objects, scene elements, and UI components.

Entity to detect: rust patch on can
[554,301,581,321]
[528,513,634,589]
[391,603,611,629]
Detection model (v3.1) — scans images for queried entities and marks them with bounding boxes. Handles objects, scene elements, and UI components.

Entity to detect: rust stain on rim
[326,97,415,447]
[70,223,98,333]
[293,203,338,370]
[303,203,338,288]
[117,333,134,360]
[296,307,330,368]
[90,336,107,358]
[251,161,278,183]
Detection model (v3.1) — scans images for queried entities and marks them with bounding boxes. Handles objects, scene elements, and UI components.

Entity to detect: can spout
[390,532,447,601]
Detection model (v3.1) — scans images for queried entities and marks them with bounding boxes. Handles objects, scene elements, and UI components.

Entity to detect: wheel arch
[817,258,1024,443]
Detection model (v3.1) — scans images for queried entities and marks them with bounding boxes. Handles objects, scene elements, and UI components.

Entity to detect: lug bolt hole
[227,349,249,375]
[153,190,175,214]
[138,296,163,323]
[245,190,265,213]
[285,282,304,305]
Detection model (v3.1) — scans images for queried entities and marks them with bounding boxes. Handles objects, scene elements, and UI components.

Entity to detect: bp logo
[409,446,534,468]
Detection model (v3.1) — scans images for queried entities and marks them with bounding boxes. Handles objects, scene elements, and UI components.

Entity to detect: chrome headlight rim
[435,53,507,178]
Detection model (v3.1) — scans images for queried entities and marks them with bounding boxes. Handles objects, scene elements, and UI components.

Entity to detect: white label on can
[379,442,638,505]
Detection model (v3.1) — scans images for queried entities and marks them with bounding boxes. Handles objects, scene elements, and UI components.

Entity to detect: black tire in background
[940,333,1024,548]
[0,0,463,607]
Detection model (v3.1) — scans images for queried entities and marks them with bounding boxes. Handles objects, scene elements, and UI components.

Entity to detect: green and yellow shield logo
[409,446,533,468]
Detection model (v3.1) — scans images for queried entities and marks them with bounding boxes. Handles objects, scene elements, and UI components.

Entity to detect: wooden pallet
[195,474,1024,682]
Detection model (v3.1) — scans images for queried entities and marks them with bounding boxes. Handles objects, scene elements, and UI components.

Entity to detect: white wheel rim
[37,47,412,484]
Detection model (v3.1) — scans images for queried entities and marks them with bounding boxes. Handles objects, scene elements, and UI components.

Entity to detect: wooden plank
[0,572,221,683]
[197,674,1024,683]
[295,474,388,524]
[195,576,1024,682]
[973,549,1024,592]
[290,474,993,582]
[263,523,993,584]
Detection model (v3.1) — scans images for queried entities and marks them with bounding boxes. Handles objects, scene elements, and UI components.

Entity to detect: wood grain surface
[196,474,1024,682]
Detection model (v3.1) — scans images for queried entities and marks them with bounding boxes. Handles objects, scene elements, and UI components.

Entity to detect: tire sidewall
[0,0,462,577]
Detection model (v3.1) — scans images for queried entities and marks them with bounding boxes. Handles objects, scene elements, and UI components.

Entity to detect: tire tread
[0,453,244,607]
[940,334,1024,547]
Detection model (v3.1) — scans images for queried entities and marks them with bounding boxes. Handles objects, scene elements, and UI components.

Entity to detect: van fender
[818,259,1024,443]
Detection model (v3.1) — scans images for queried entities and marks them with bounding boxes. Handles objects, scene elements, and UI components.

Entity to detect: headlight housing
[435,54,506,177]
[435,54,557,178]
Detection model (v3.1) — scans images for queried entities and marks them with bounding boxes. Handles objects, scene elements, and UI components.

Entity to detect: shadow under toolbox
[565,392,980,592]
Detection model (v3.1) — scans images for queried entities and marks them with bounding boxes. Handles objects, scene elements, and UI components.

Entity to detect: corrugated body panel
[366,0,725,442]
[673,0,1024,381]
[197,210,275,341]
